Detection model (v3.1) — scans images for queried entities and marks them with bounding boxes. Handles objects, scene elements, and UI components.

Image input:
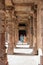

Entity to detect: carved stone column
[32,5,37,55]
[15,22,19,45]
[40,3,43,65]
[6,10,15,55]
[7,21,15,54]
[7,32,14,55]
[0,1,8,65]
[29,16,33,48]
[27,21,31,45]
[37,1,43,65]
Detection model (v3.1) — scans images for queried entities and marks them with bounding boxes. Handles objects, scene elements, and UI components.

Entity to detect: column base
[0,58,8,65]
[32,47,38,55]
[40,56,43,65]
[38,64,40,65]
[29,46,32,48]
[7,47,14,55]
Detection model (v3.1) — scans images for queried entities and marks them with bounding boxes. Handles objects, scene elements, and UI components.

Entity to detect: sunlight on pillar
[38,48,42,56]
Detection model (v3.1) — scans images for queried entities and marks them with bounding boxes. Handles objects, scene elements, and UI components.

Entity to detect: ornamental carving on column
[0,10,5,33]
[5,10,15,34]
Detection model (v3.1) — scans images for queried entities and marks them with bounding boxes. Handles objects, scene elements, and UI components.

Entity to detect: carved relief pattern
[0,1,8,65]
[0,10,5,33]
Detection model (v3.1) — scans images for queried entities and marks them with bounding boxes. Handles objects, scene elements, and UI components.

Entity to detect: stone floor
[7,55,40,65]
[14,48,33,54]
[14,41,33,54]
[5,41,33,54]
[6,41,40,65]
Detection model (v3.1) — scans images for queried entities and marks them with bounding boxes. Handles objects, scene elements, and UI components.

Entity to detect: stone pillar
[15,23,19,44]
[7,21,15,55]
[33,13,37,54]
[27,21,31,45]
[0,1,8,65]
[37,1,43,65]
[6,10,15,55]
[37,2,42,55]
[0,33,8,65]
[40,56,43,65]
[7,33,14,55]
[40,3,43,65]
[29,16,33,48]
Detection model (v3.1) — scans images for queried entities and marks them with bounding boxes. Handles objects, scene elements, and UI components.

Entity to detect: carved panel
[0,10,5,33]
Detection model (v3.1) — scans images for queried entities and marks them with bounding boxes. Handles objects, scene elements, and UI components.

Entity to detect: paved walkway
[6,41,40,65]
[7,55,40,65]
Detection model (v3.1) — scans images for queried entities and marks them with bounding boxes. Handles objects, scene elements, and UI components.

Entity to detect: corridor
[0,0,43,65]
[7,42,40,65]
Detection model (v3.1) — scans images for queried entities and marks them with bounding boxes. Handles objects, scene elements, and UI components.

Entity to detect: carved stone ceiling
[5,0,40,23]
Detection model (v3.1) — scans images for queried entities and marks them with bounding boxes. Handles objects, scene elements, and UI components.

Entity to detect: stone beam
[12,0,34,3]
[14,11,33,15]
[15,11,29,14]
[12,2,34,6]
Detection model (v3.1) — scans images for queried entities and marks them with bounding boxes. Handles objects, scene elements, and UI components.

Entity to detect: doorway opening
[19,30,26,40]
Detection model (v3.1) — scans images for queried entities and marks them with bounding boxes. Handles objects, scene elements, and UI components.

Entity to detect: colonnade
[0,0,43,65]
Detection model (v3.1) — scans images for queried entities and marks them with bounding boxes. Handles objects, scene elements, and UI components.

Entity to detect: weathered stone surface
[40,56,43,64]
[0,10,5,33]
[0,59,6,65]
[0,33,8,65]
[0,0,5,10]
[7,34,14,54]
[0,1,8,65]
[0,0,43,65]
